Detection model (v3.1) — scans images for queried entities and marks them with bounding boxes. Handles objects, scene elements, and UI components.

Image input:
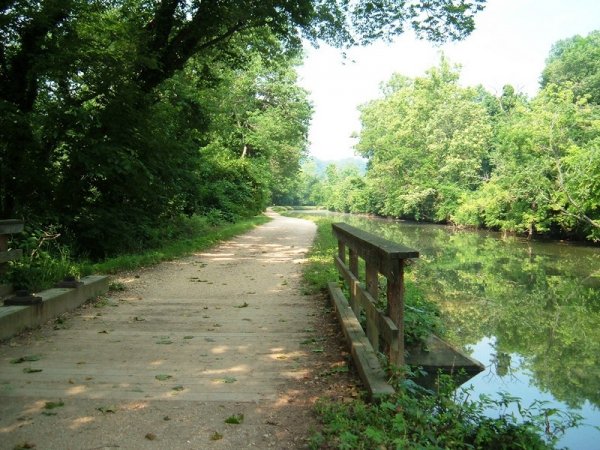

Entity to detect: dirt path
[0,212,357,450]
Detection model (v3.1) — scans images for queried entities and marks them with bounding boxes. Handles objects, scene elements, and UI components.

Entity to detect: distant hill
[311,157,367,176]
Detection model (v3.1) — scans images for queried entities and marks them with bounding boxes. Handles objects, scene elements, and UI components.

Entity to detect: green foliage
[5,224,80,292]
[542,30,600,104]
[311,372,580,450]
[310,35,600,242]
[355,58,493,223]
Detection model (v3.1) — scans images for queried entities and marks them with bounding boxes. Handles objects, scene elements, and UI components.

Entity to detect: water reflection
[293,211,600,449]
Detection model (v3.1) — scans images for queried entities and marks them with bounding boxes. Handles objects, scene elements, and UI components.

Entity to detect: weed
[108,281,126,291]
[210,432,223,440]
[44,401,64,410]
[224,414,244,424]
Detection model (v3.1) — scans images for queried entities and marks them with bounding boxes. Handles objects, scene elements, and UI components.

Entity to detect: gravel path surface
[0,212,356,449]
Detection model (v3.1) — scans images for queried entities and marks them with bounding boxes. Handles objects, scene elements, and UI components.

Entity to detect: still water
[293,211,600,449]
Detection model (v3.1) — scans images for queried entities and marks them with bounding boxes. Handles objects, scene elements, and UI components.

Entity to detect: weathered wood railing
[327,222,419,397]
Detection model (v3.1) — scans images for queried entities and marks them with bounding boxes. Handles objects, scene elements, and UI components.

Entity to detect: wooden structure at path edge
[327,222,484,398]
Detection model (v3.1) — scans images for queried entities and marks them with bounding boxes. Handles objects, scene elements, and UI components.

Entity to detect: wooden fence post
[386,259,405,366]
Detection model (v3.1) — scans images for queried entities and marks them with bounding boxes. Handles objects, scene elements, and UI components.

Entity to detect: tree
[356,58,493,222]
[541,30,600,104]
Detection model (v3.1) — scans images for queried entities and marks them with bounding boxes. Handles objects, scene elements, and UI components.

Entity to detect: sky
[297,0,600,161]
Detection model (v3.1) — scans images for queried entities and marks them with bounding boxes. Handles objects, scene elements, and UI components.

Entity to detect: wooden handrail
[332,222,419,366]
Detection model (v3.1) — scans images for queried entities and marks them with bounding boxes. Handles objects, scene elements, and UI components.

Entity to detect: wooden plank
[0,219,24,234]
[332,222,418,259]
[387,258,405,366]
[332,222,418,277]
[327,282,394,399]
[365,261,379,350]
[334,255,399,356]
[0,249,22,263]
[335,255,360,316]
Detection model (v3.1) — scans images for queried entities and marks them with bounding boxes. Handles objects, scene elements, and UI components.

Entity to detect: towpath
[0,212,355,449]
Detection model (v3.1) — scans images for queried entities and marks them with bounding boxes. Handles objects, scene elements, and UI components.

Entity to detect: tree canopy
[1,0,487,256]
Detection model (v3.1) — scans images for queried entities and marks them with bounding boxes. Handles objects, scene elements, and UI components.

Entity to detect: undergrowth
[310,370,580,450]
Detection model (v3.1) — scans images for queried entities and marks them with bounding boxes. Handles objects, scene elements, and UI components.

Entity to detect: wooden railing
[328,222,485,396]
[327,222,419,397]
[332,222,419,365]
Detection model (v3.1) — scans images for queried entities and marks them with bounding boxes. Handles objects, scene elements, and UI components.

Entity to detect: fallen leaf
[13,442,36,449]
[224,413,244,424]
[96,405,117,414]
[145,433,157,440]
[44,401,64,410]
[10,355,41,364]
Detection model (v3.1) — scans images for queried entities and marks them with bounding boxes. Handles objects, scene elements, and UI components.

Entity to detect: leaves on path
[13,442,36,449]
[44,401,64,410]
[210,432,223,441]
[97,405,117,414]
[301,337,325,345]
[10,355,41,364]
[224,413,244,424]
[213,376,237,384]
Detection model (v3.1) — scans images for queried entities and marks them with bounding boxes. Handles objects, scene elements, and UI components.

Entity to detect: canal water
[292,211,600,449]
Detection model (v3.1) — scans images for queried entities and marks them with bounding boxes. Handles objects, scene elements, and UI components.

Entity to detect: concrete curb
[0,275,109,341]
